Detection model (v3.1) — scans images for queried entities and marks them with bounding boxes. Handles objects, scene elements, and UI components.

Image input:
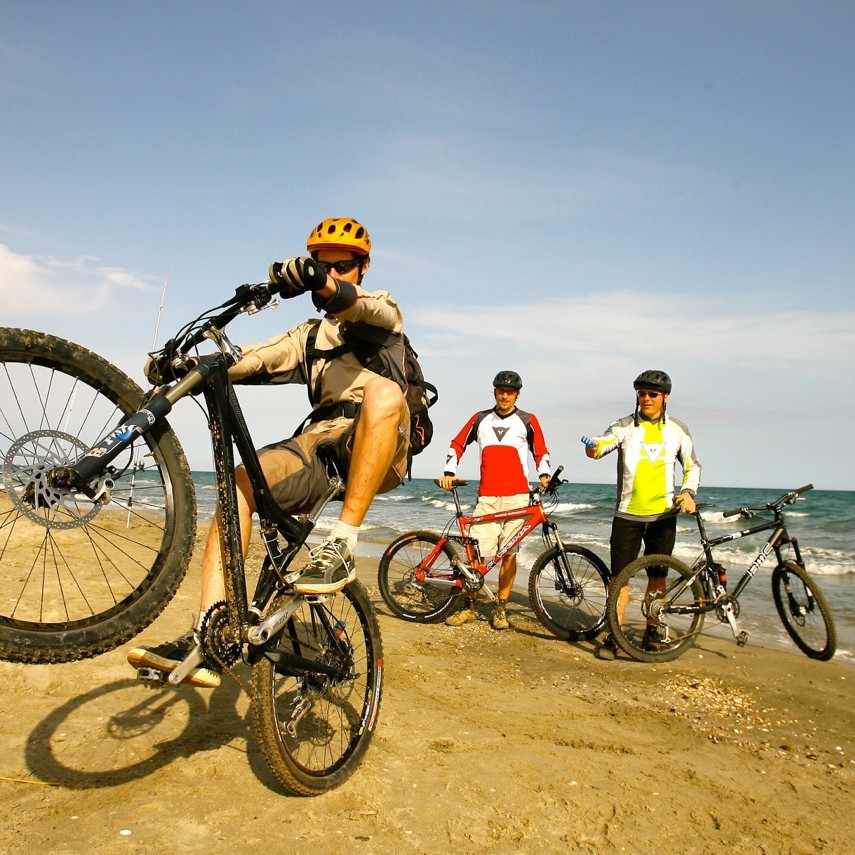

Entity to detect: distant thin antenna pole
[128,271,169,528]
[151,271,169,350]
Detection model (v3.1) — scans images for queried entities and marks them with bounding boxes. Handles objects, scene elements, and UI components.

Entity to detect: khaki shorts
[470,493,530,559]
[248,409,409,515]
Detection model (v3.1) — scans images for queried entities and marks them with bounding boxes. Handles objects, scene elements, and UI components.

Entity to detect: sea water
[191,473,855,664]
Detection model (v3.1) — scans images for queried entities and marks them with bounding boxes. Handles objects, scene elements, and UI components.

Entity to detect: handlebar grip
[722,507,747,518]
[795,483,814,495]
[541,465,566,494]
[435,478,468,488]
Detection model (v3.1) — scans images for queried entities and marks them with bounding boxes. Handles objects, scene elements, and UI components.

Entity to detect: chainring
[199,601,241,669]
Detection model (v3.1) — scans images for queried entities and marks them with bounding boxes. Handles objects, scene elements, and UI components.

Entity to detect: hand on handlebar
[268,257,328,299]
[672,492,697,514]
[437,475,456,491]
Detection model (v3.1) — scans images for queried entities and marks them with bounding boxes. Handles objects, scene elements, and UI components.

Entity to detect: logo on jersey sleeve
[641,442,665,463]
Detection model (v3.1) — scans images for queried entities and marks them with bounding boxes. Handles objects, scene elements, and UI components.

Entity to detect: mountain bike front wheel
[377,531,462,623]
[0,328,196,663]
[251,580,383,796]
[772,561,836,661]
[528,544,609,640]
[607,554,705,662]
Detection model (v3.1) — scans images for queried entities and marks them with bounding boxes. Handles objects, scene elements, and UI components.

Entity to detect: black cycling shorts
[609,514,677,578]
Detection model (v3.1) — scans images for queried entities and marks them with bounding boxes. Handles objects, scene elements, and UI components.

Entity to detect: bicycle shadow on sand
[22,669,285,792]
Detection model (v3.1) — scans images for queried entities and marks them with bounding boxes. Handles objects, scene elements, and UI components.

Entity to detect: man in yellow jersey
[583,370,701,659]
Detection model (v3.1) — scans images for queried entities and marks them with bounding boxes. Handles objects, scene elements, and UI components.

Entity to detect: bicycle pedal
[135,666,169,686]
[736,631,749,647]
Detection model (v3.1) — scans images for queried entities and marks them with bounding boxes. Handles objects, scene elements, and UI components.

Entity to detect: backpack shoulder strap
[300,317,352,405]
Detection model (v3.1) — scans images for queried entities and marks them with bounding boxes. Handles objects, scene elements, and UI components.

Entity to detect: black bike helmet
[633,370,672,394]
[492,370,522,391]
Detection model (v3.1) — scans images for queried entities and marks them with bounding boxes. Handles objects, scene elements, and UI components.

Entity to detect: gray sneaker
[294,539,356,595]
[127,630,221,688]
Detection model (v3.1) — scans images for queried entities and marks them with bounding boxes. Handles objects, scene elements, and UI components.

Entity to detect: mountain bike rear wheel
[377,531,462,622]
[771,561,836,661]
[528,544,609,640]
[607,554,705,662]
[251,580,383,795]
[0,328,195,663]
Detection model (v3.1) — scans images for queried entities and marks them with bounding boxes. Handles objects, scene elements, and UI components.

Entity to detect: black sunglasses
[312,258,363,275]
[637,390,662,399]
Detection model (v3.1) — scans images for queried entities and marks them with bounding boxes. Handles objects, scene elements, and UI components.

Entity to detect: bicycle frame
[450,489,556,575]
[417,485,567,598]
[692,509,803,603]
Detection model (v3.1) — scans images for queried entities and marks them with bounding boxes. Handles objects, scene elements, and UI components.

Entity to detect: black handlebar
[180,281,278,355]
[541,465,565,494]
[722,483,813,519]
[434,464,566,495]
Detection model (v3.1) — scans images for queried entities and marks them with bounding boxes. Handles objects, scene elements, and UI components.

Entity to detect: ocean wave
[552,502,597,514]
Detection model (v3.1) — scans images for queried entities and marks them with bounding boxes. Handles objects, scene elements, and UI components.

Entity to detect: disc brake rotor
[2,429,101,529]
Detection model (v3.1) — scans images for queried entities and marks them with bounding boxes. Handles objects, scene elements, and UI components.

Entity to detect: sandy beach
[0,550,852,855]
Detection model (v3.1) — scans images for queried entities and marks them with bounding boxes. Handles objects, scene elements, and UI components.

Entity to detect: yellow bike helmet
[307,217,371,257]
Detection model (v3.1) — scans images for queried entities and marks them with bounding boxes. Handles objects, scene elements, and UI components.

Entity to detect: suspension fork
[46,370,204,495]
[542,522,573,584]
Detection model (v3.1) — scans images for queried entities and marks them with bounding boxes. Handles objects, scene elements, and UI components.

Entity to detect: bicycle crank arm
[247,598,302,645]
[167,641,206,685]
[717,600,746,644]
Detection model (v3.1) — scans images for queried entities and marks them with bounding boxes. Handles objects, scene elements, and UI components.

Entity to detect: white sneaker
[293,539,356,595]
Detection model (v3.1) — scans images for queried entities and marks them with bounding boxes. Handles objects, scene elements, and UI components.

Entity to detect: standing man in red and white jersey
[438,371,551,630]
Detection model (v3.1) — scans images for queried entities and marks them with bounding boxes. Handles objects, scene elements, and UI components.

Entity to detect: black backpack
[299,319,438,463]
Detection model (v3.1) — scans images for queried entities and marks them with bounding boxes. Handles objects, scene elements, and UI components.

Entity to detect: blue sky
[2,1,853,490]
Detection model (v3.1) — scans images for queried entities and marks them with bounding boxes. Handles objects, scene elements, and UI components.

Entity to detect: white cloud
[413,291,854,382]
[0,244,155,317]
[405,290,855,487]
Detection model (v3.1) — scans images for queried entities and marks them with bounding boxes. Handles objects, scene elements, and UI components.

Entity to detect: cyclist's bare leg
[497,553,517,602]
[198,465,257,613]
[338,376,407,528]
[197,376,404,612]
[611,579,631,625]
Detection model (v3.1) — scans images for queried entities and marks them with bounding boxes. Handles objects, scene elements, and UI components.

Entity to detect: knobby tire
[251,580,383,795]
[0,328,195,663]
[772,560,836,661]
[607,554,705,663]
[377,530,462,623]
[528,544,609,641]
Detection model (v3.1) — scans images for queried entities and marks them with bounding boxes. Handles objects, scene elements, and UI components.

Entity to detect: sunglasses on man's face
[312,258,363,275]
[637,390,662,399]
